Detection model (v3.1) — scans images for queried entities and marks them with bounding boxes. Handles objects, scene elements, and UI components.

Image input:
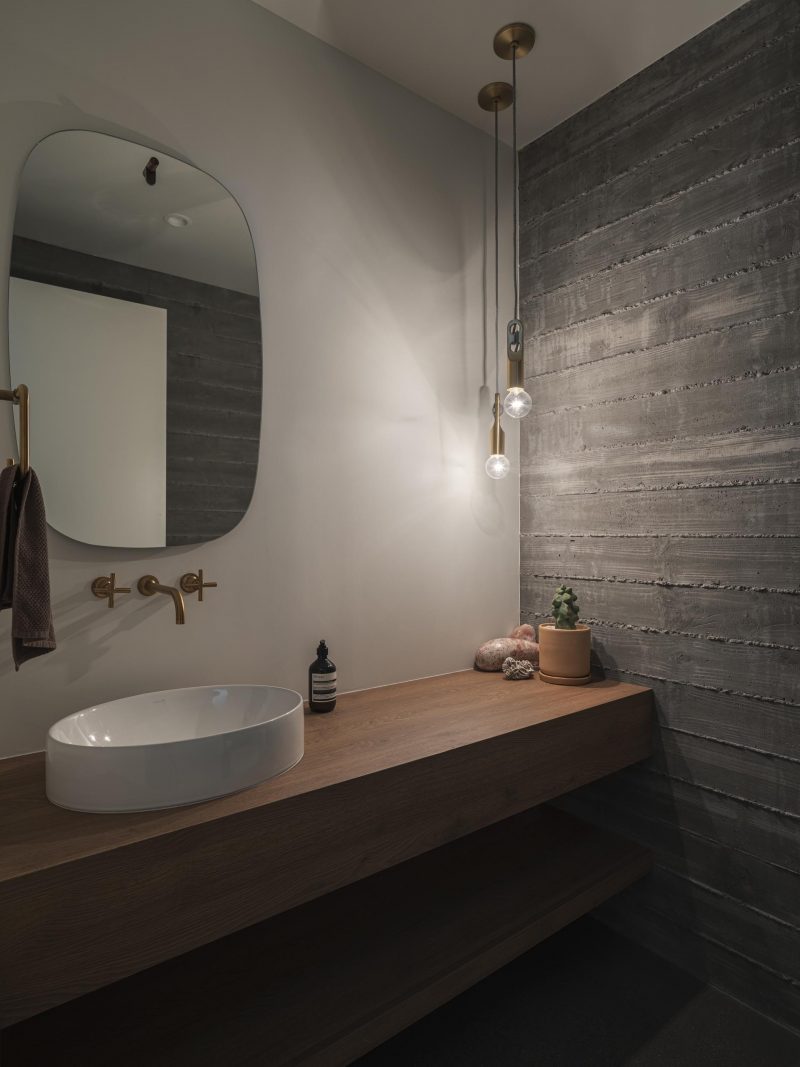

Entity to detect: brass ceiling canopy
[493,22,536,60]
[477,81,513,112]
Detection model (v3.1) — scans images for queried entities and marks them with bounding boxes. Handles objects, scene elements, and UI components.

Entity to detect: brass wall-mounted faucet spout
[137,575,186,625]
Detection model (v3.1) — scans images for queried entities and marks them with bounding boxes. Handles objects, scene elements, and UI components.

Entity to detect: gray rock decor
[475,624,539,672]
[502,657,537,680]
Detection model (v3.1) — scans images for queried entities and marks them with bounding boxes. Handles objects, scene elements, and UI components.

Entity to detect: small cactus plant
[552,585,580,629]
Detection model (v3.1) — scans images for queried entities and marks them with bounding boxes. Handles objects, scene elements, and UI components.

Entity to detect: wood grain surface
[0,671,652,1028]
[1,807,651,1067]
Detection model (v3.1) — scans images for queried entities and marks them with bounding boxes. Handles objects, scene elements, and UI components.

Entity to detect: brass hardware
[490,393,506,455]
[0,384,30,473]
[477,81,513,112]
[507,358,525,390]
[137,575,186,625]
[91,573,132,609]
[180,569,218,603]
[493,22,536,60]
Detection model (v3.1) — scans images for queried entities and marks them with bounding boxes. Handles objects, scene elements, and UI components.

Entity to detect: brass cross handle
[179,569,218,602]
[91,572,132,609]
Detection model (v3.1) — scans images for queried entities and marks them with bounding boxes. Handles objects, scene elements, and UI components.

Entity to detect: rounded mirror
[8,130,261,548]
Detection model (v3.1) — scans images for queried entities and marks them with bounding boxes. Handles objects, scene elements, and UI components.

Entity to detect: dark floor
[355,917,800,1067]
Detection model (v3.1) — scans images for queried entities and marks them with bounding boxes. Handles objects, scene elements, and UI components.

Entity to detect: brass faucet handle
[91,572,132,609]
[180,569,218,603]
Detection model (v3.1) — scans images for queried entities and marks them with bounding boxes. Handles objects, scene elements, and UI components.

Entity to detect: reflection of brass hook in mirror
[0,384,30,473]
[143,156,159,186]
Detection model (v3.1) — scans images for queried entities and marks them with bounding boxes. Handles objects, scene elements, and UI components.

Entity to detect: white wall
[0,0,519,758]
[9,278,167,548]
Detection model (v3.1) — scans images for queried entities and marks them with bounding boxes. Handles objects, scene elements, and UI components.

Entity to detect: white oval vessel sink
[46,685,304,813]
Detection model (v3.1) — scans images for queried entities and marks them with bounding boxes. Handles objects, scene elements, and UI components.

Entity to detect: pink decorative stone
[475,632,539,672]
[509,623,535,641]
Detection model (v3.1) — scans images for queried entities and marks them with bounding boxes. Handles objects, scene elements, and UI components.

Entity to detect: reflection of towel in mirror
[0,465,56,670]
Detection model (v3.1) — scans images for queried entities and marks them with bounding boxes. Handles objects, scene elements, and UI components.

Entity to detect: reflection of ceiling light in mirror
[164,213,191,227]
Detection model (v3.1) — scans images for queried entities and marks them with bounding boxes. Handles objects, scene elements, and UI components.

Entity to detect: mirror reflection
[8,130,261,548]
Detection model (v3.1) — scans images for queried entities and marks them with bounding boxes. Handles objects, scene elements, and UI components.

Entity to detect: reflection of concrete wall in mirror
[9,237,262,547]
[8,277,167,547]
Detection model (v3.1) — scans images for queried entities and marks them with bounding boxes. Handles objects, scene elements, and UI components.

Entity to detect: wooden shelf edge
[0,682,653,1030]
[313,859,651,1067]
[307,814,651,1067]
[3,806,652,1067]
[0,675,652,886]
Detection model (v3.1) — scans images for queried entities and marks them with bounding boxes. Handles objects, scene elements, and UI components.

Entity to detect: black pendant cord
[494,102,501,395]
[512,45,519,323]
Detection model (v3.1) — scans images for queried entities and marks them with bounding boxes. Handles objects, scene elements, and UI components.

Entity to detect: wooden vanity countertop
[0,670,650,885]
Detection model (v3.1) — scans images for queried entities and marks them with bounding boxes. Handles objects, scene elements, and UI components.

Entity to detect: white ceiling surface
[251,0,749,146]
[15,131,258,295]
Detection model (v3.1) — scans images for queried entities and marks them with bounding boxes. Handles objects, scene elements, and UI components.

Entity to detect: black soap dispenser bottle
[309,640,337,713]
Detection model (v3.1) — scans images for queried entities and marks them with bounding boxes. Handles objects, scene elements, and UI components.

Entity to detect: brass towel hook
[0,384,30,473]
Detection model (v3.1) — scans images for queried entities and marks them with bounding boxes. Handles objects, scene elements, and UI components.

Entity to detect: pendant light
[495,23,535,420]
[486,393,511,479]
[478,80,513,479]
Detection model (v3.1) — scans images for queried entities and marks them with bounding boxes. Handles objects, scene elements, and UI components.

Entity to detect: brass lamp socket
[507,359,524,390]
[490,393,505,455]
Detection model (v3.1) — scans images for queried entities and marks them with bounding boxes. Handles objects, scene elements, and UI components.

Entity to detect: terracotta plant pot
[537,623,592,685]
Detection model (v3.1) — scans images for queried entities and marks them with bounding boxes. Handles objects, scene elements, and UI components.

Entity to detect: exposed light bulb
[485,453,511,480]
[503,386,532,419]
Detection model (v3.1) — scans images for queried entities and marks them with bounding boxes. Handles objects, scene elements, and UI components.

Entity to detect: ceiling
[250,0,748,146]
[15,131,258,295]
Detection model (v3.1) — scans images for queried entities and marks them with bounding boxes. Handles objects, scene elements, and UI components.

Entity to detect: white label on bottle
[312,672,337,701]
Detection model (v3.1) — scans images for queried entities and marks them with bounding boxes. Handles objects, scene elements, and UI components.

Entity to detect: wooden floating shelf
[0,670,653,1034]
[3,806,651,1067]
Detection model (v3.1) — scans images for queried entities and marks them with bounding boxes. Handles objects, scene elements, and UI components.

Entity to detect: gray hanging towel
[0,464,17,609]
[10,468,56,669]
